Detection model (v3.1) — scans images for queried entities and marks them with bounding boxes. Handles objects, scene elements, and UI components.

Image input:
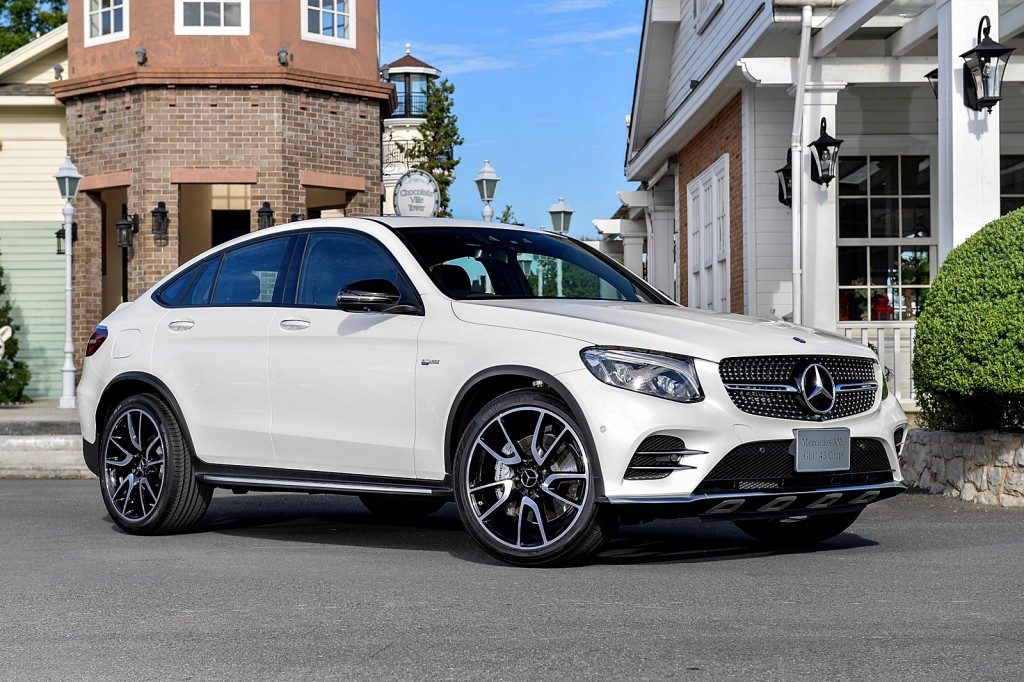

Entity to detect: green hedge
[913,209,1024,431]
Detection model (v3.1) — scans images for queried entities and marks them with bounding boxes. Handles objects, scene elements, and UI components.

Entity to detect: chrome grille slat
[719,355,878,421]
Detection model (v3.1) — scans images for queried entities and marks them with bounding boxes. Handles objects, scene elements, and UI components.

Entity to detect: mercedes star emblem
[799,363,837,414]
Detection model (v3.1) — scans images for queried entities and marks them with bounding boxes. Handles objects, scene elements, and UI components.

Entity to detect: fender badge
[793,337,807,344]
[421,358,440,366]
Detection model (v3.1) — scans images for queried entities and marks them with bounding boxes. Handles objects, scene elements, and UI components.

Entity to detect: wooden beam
[885,6,936,56]
[812,0,893,57]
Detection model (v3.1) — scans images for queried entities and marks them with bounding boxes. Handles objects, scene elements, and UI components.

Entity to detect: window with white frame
[837,155,935,322]
[694,0,723,34]
[687,155,730,312]
[85,0,129,47]
[302,0,355,48]
[175,1,249,35]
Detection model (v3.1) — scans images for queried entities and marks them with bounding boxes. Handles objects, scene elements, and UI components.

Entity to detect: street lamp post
[548,198,573,297]
[54,156,82,409]
[474,160,500,222]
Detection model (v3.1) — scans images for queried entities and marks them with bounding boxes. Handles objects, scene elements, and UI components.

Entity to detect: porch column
[619,219,648,279]
[645,179,676,296]
[800,82,845,333]
[937,0,1001,263]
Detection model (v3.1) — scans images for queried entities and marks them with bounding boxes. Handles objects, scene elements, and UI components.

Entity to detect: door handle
[279,319,311,331]
[168,320,194,331]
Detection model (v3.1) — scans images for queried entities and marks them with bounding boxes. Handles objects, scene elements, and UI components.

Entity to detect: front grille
[719,355,878,421]
[694,438,894,494]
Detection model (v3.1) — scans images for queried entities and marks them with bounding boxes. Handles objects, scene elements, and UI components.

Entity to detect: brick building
[48,0,394,362]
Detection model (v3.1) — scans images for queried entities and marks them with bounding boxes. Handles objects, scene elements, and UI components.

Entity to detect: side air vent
[624,435,706,481]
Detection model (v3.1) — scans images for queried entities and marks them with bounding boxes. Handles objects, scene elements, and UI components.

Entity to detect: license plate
[792,428,851,472]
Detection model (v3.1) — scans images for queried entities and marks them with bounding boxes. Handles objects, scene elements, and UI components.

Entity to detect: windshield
[395,226,669,304]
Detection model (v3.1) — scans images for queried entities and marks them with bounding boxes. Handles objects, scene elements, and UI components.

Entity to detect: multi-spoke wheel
[733,510,862,547]
[454,390,616,566]
[100,394,212,535]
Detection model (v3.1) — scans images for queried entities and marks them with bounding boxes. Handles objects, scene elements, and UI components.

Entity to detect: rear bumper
[603,480,906,520]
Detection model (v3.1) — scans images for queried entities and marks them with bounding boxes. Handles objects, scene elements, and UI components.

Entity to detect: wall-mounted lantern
[257,201,274,229]
[151,201,169,237]
[277,47,289,67]
[961,16,1015,112]
[808,118,843,187]
[136,46,147,66]
[116,211,139,249]
[925,68,939,99]
[55,222,78,255]
[775,150,793,206]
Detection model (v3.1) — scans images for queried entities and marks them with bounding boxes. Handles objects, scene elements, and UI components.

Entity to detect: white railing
[837,322,918,412]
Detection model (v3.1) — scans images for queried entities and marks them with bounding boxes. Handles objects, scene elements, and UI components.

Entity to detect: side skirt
[193,463,453,498]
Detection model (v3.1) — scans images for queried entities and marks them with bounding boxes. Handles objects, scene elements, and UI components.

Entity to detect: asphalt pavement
[1,480,1022,681]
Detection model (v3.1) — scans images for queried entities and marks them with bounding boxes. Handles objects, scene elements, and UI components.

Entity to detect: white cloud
[523,0,614,14]
[530,25,640,47]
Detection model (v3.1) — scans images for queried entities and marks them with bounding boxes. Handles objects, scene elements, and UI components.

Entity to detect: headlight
[581,348,703,403]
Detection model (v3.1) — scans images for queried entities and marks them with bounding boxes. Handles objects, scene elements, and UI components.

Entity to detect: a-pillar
[937,0,1001,262]
[799,82,845,333]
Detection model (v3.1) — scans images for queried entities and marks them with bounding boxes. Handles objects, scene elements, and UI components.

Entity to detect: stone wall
[902,429,1024,508]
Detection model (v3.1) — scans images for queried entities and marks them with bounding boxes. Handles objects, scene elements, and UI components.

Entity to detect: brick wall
[677,93,744,313]
[65,84,383,365]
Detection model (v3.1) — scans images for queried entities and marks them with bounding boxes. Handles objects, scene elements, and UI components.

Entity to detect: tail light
[85,326,108,357]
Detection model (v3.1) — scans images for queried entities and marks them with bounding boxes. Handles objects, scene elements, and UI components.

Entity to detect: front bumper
[604,481,906,520]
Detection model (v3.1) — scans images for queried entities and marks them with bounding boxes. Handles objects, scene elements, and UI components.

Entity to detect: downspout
[790,5,813,325]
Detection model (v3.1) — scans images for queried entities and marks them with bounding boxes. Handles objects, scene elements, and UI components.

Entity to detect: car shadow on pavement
[178,492,877,566]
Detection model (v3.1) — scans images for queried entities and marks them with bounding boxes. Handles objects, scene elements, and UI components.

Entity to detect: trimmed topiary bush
[913,208,1024,431]
[0,238,32,403]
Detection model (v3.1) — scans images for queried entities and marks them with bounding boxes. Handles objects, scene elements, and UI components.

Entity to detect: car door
[152,235,295,468]
[268,230,423,478]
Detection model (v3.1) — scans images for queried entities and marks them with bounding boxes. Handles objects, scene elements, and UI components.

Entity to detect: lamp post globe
[53,156,82,409]
[474,160,500,222]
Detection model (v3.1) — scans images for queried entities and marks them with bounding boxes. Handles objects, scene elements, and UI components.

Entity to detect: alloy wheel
[103,408,166,522]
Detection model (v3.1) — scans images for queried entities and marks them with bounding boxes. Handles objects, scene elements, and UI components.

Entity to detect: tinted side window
[155,266,199,306]
[296,232,408,307]
[211,237,293,306]
[183,258,219,306]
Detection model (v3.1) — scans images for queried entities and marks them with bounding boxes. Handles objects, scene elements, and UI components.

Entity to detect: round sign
[393,169,440,218]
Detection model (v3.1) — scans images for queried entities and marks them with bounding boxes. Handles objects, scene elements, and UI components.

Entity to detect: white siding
[749,87,795,319]
[4,45,67,85]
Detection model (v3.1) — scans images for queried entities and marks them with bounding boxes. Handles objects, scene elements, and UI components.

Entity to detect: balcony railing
[838,321,918,411]
[389,93,427,118]
[382,141,423,176]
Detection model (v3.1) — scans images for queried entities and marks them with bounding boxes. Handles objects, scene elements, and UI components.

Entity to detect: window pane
[183,2,201,26]
[297,234,403,307]
[224,3,242,26]
[113,7,123,32]
[204,2,222,26]
[90,16,100,36]
[903,288,928,320]
[870,246,898,286]
[308,8,320,33]
[870,198,899,238]
[838,246,867,285]
[1001,197,1024,215]
[870,157,899,195]
[336,15,347,38]
[185,259,219,306]
[839,289,867,321]
[900,197,930,238]
[838,156,868,196]
[870,289,896,321]
[322,10,334,36]
[839,198,868,238]
[900,248,930,285]
[324,0,335,10]
[1000,155,1024,195]
[901,156,930,195]
[212,239,291,306]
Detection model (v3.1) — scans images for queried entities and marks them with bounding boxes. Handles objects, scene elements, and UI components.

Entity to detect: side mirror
[336,279,404,312]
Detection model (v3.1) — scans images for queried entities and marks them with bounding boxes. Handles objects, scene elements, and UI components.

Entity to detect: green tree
[0,239,32,403]
[0,1,66,57]
[398,78,463,217]
[497,205,519,225]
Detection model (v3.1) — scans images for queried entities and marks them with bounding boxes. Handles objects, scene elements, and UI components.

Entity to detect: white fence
[838,322,918,412]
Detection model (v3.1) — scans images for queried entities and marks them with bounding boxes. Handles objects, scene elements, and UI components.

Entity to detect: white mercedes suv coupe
[78,218,908,566]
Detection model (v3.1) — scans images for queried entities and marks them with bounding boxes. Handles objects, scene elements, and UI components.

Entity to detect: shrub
[913,208,1024,431]
[0,239,32,403]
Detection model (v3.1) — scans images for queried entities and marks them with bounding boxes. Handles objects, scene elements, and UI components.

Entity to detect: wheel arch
[91,372,199,473]
[444,366,605,496]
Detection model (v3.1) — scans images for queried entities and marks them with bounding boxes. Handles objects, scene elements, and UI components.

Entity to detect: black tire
[99,393,212,535]
[733,510,862,547]
[359,494,447,520]
[453,389,616,567]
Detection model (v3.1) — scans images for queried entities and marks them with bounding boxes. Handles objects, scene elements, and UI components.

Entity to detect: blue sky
[380,1,644,237]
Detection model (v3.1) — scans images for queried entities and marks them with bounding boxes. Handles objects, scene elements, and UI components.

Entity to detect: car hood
[450,299,873,364]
